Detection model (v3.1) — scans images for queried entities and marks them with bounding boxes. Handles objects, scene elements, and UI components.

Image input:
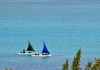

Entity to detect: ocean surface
[0,2,100,70]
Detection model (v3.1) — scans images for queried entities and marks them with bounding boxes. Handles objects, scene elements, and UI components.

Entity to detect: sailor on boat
[40,42,51,56]
[32,42,51,57]
[23,49,25,53]
[18,41,37,55]
[20,49,25,53]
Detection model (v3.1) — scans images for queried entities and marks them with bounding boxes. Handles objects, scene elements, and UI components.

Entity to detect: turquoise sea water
[0,2,100,70]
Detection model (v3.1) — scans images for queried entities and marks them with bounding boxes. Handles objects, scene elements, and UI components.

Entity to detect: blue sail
[42,42,50,54]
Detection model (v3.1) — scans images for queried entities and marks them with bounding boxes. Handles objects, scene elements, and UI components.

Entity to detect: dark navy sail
[42,42,50,54]
[27,41,35,52]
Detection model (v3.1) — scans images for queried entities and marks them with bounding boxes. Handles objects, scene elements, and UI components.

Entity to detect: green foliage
[63,48,100,70]
[62,48,82,70]
[5,69,8,70]
[85,58,100,70]
[91,58,100,70]
[86,61,92,68]
[71,48,82,70]
[95,58,100,64]
[92,64,98,70]
[62,59,69,70]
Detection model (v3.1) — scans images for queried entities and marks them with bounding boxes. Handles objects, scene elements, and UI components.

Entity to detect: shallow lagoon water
[0,2,100,70]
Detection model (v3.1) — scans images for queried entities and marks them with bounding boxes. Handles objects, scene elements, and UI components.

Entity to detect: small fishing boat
[18,41,37,55]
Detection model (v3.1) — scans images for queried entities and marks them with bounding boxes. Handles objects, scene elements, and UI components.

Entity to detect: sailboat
[27,41,35,52]
[32,42,51,57]
[18,41,37,55]
[39,42,51,56]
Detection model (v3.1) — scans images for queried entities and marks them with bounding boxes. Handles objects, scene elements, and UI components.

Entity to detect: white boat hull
[18,52,36,55]
[31,54,40,56]
[32,54,51,57]
[39,54,51,57]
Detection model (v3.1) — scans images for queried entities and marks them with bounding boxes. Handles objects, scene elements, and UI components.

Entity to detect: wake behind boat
[18,41,37,55]
[32,42,51,57]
